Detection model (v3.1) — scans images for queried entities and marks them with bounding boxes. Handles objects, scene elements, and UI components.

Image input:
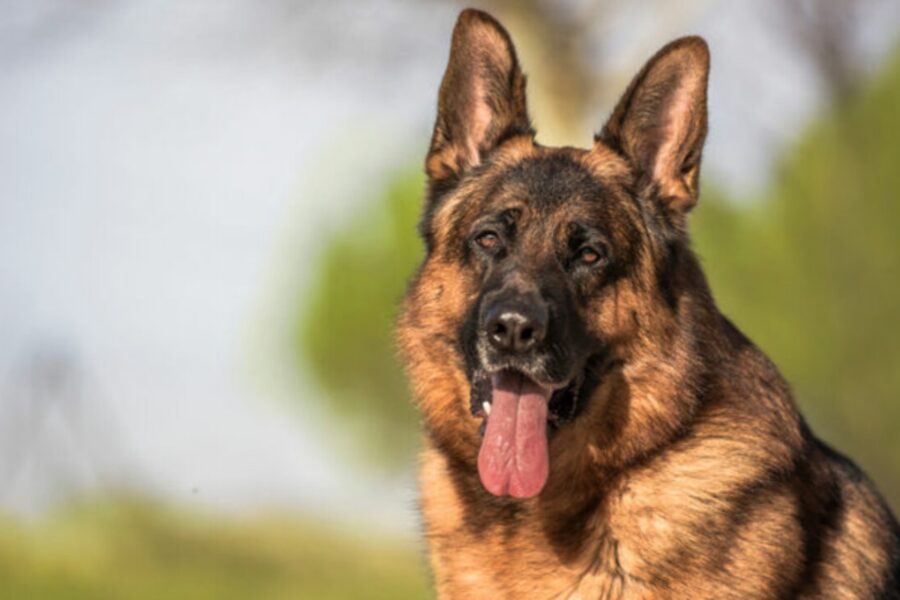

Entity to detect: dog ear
[426,9,533,193]
[598,37,709,215]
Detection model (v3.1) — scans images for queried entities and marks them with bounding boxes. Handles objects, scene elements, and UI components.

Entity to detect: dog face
[399,9,710,498]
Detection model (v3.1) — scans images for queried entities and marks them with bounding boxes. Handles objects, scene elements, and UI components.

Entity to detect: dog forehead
[429,143,632,246]
[499,153,600,201]
[485,149,630,221]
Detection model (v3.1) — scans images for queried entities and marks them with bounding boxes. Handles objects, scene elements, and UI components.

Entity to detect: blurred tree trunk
[780,0,891,106]
[484,0,609,146]
[458,0,707,146]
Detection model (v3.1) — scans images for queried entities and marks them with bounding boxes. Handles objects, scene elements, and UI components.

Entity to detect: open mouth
[472,369,576,498]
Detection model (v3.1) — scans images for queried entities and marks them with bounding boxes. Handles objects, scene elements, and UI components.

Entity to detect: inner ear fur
[598,36,710,214]
[426,9,533,192]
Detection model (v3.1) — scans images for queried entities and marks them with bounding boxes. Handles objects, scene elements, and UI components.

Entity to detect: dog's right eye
[474,231,501,251]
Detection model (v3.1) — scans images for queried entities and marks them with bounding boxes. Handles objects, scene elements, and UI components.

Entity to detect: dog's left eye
[576,244,607,266]
[474,231,501,251]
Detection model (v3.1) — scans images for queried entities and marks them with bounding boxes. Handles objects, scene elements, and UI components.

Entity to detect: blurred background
[1,0,898,597]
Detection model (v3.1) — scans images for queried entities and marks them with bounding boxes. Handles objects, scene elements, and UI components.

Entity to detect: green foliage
[0,498,429,599]
[297,50,900,505]
[296,169,425,465]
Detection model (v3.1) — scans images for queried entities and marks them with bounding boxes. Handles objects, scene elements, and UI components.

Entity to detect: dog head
[399,9,710,498]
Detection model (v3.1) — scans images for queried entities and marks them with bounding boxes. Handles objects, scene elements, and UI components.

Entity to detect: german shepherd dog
[397,9,900,599]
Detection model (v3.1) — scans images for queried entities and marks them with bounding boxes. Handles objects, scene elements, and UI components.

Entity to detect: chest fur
[418,446,647,599]
[417,442,804,600]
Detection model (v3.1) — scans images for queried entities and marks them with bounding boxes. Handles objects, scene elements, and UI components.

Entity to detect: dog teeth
[483,401,491,416]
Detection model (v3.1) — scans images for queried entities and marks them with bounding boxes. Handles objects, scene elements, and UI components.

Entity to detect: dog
[397,9,900,599]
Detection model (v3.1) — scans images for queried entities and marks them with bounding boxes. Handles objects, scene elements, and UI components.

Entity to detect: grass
[0,497,430,599]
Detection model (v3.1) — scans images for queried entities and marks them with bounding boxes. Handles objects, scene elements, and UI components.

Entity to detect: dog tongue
[477,370,551,498]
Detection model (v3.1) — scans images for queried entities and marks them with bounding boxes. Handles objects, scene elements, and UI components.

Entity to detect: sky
[0,0,897,531]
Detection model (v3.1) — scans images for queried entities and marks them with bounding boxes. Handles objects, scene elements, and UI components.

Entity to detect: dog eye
[474,231,501,251]
[576,244,606,266]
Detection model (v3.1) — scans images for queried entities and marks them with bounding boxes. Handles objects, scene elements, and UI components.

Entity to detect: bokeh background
[1,0,899,597]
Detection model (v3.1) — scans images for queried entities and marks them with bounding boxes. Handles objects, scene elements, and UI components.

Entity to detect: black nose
[485,304,547,354]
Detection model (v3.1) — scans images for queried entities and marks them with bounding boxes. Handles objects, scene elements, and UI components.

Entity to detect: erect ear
[426,9,533,192]
[598,36,709,215]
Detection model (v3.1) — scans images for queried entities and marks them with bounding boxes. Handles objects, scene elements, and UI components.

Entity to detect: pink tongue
[477,371,551,498]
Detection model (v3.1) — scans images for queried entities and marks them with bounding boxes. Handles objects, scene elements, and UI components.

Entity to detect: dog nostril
[520,326,533,343]
[492,322,507,337]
